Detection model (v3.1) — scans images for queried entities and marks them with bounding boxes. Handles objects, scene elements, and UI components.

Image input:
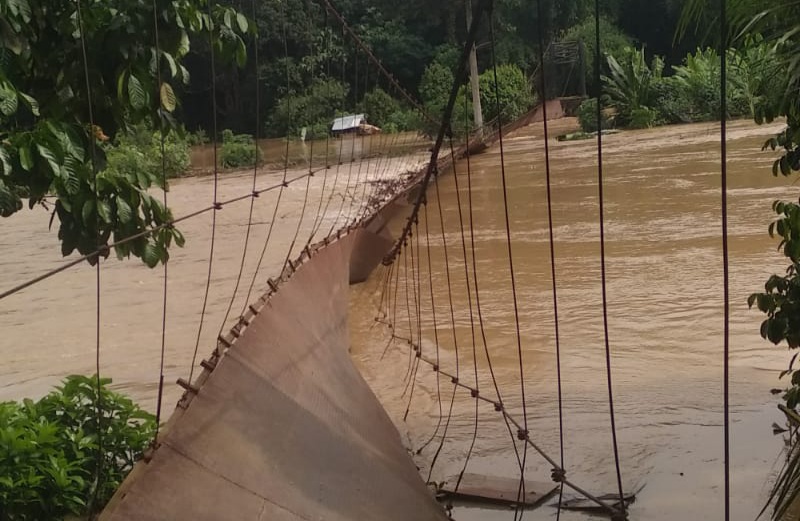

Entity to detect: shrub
[578,98,613,133]
[304,122,330,141]
[105,126,190,182]
[386,109,423,132]
[361,88,401,128]
[729,35,786,123]
[479,63,535,123]
[602,47,664,128]
[652,76,694,124]
[671,48,718,121]
[221,129,261,168]
[185,128,208,146]
[0,375,156,520]
[628,106,659,129]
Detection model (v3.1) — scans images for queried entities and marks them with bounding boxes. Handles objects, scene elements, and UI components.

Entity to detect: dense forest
[179,0,698,135]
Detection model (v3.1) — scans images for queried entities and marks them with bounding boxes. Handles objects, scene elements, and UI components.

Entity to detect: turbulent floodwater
[0,119,795,520]
[349,118,795,521]
[0,132,428,408]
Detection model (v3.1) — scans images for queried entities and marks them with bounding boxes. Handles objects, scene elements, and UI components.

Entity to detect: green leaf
[36,144,60,176]
[179,65,190,85]
[97,200,112,223]
[142,242,159,268]
[162,52,178,78]
[127,73,146,110]
[173,228,185,247]
[0,179,22,217]
[177,30,190,58]
[19,93,39,116]
[82,200,95,226]
[116,70,128,102]
[63,158,80,195]
[116,198,132,224]
[0,147,12,175]
[159,82,176,113]
[781,156,792,176]
[18,145,32,171]
[768,317,788,344]
[235,39,246,68]
[235,12,248,33]
[0,87,18,116]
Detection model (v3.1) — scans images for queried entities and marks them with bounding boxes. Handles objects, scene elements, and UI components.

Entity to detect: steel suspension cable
[593,0,626,516]
[383,0,491,264]
[327,23,355,237]
[487,12,531,517]
[238,1,298,316]
[307,9,334,245]
[416,201,445,451]
[460,78,524,483]
[448,136,482,492]
[424,166,464,479]
[217,0,262,340]
[535,0,567,517]
[402,222,424,417]
[74,1,103,514]
[187,0,222,385]
[151,0,170,444]
[277,0,315,272]
[309,9,341,240]
[402,247,416,382]
[719,0,731,517]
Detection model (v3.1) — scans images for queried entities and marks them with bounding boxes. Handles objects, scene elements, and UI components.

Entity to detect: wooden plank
[560,488,640,511]
[439,473,557,507]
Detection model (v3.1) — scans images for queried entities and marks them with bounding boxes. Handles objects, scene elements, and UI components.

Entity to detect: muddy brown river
[0,119,795,520]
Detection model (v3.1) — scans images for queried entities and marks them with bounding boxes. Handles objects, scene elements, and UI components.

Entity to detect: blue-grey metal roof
[331,114,366,132]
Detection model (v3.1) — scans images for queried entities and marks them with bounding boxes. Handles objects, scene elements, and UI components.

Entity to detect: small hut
[331,114,366,137]
[331,114,382,137]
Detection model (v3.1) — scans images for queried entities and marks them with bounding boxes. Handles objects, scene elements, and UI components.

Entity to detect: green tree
[267,78,349,138]
[479,63,535,123]
[560,16,634,93]
[0,0,248,265]
[361,88,401,127]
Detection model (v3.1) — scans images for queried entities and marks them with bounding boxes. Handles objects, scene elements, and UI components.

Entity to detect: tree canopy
[0,0,711,266]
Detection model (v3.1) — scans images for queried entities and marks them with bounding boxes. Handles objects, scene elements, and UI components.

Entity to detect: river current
[0,119,794,520]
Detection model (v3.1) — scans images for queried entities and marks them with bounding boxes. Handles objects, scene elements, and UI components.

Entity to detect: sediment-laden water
[349,118,794,520]
[0,119,794,520]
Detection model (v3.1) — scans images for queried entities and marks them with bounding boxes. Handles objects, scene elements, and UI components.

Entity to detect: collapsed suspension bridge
[0,0,740,520]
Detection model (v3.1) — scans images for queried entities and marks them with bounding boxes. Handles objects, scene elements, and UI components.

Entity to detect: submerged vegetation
[0,376,155,520]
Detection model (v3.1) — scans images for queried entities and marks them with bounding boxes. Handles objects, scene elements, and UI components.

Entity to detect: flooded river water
[0,119,796,520]
[349,118,795,520]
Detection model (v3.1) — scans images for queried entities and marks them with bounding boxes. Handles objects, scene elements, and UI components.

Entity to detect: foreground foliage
[0,375,156,520]
[0,0,248,266]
